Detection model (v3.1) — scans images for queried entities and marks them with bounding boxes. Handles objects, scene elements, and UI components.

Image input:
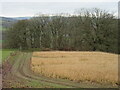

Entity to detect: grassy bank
[2,49,17,62]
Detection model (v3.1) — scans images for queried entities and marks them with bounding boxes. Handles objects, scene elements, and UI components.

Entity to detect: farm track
[2,52,118,88]
[11,52,80,88]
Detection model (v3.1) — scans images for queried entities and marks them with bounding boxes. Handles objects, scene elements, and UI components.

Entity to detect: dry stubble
[31,51,118,85]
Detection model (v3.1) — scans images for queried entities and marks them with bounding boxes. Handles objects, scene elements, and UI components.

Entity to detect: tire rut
[11,52,82,88]
[4,52,117,88]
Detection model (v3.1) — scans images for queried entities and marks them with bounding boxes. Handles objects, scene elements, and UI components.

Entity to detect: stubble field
[31,51,118,85]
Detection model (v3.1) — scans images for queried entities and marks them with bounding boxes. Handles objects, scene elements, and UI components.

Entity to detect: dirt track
[2,52,118,88]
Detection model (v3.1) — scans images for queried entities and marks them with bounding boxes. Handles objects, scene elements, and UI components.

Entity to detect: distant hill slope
[0,17,31,29]
[0,17,17,21]
[0,17,18,29]
[0,17,31,42]
[14,17,31,20]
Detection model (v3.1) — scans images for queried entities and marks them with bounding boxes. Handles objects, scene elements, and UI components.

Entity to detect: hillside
[0,17,18,29]
[0,17,31,29]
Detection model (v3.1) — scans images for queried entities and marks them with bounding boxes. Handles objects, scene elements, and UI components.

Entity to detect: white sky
[0,0,119,17]
[0,0,119,2]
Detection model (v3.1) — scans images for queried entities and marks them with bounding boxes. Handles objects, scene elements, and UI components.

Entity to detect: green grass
[0,26,7,31]
[2,49,16,62]
[0,40,2,43]
[0,28,7,31]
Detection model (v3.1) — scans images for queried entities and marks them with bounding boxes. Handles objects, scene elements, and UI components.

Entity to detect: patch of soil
[2,60,12,78]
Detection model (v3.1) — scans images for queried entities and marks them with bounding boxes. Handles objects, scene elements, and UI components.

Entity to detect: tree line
[3,8,118,53]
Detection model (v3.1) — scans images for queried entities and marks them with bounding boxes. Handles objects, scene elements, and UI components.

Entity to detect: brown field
[31,51,118,85]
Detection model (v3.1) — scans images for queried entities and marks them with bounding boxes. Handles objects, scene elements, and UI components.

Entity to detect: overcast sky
[0,0,119,17]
